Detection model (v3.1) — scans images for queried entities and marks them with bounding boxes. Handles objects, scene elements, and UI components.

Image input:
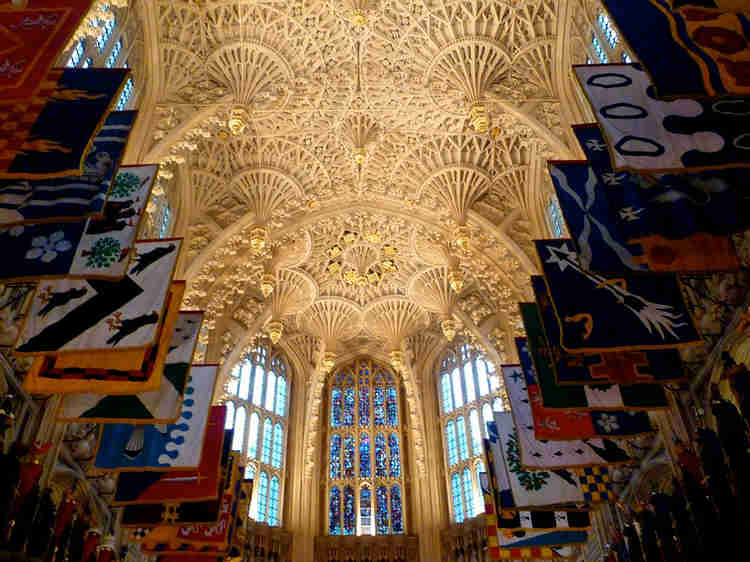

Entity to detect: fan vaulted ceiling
[137,0,579,370]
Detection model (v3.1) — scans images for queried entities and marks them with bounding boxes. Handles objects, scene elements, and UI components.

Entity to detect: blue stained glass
[463,468,474,518]
[441,374,453,413]
[257,472,268,523]
[343,486,355,535]
[456,416,469,461]
[376,486,389,535]
[360,487,372,533]
[451,473,464,523]
[224,401,235,430]
[469,409,482,456]
[248,413,260,459]
[598,12,619,48]
[386,386,398,425]
[446,421,458,466]
[67,38,85,68]
[359,385,369,426]
[268,476,280,526]
[329,487,341,535]
[231,407,246,452]
[272,423,283,469]
[275,376,287,417]
[391,485,403,533]
[331,388,342,427]
[374,387,385,426]
[482,404,493,438]
[343,434,355,478]
[330,435,341,479]
[343,388,355,426]
[359,433,371,477]
[463,363,476,402]
[375,433,387,477]
[261,418,272,464]
[388,433,401,477]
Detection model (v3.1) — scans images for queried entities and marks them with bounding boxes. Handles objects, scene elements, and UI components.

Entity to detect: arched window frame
[223,343,290,526]
[438,342,505,523]
[325,358,407,536]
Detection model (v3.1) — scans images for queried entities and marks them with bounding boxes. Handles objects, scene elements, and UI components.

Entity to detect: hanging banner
[0,110,136,227]
[531,276,685,388]
[22,281,184,395]
[600,0,750,98]
[57,311,203,422]
[93,365,219,472]
[493,412,587,505]
[548,159,739,273]
[15,238,181,355]
[0,68,131,179]
[502,363,654,441]
[535,239,701,353]
[575,63,750,173]
[0,164,157,282]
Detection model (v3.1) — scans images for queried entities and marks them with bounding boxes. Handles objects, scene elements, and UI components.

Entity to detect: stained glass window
[360,433,371,477]
[456,416,469,461]
[446,421,458,466]
[232,407,246,452]
[228,345,288,526]
[475,460,486,509]
[441,374,453,413]
[469,409,482,456]
[463,468,475,518]
[622,51,632,63]
[268,476,280,526]
[96,15,116,53]
[360,487,372,535]
[463,363,476,402]
[482,404,493,437]
[257,472,268,523]
[67,39,86,68]
[329,487,341,535]
[248,413,259,459]
[547,197,565,238]
[493,397,503,412]
[451,367,464,408]
[343,486,355,536]
[391,486,403,533]
[389,433,400,477]
[373,387,385,426]
[82,57,93,68]
[438,345,505,522]
[598,12,619,48]
[376,486,389,534]
[264,371,277,412]
[330,435,341,479]
[245,464,255,480]
[239,363,252,400]
[386,386,398,425]
[224,401,235,430]
[105,38,122,67]
[327,359,405,536]
[343,434,355,478]
[272,423,283,469]
[261,418,272,464]
[592,32,608,63]
[451,473,464,523]
[359,385,369,426]
[115,77,134,111]
[375,433,387,477]
[343,388,355,426]
[331,388,342,428]
[275,376,287,416]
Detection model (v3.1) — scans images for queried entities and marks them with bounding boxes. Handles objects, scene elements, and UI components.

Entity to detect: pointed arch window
[438,344,505,522]
[327,359,407,535]
[225,344,289,527]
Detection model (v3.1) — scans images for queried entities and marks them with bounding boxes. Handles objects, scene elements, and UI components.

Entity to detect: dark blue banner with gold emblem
[2,68,130,179]
[535,239,702,353]
[601,0,750,99]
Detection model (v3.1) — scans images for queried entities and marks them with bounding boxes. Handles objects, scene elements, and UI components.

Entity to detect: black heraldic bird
[106,311,159,346]
[38,287,88,317]
[130,244,176,276]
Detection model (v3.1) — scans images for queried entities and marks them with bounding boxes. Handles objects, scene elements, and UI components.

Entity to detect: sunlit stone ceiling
[140,0,576,372]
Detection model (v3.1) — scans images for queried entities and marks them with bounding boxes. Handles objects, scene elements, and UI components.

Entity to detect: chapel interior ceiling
[142,0,573,369]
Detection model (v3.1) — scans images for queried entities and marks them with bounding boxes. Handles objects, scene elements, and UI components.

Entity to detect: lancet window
[224,344,289,526]
[327,359,406,536]
[439,343,503,522]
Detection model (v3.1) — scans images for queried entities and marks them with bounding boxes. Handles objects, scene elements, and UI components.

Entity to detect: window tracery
[439,343,503,522]
[326,359,406,536]
[224,344,289,526]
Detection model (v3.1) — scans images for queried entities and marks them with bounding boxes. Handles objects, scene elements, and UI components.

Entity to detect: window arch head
[326,358,407,536]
